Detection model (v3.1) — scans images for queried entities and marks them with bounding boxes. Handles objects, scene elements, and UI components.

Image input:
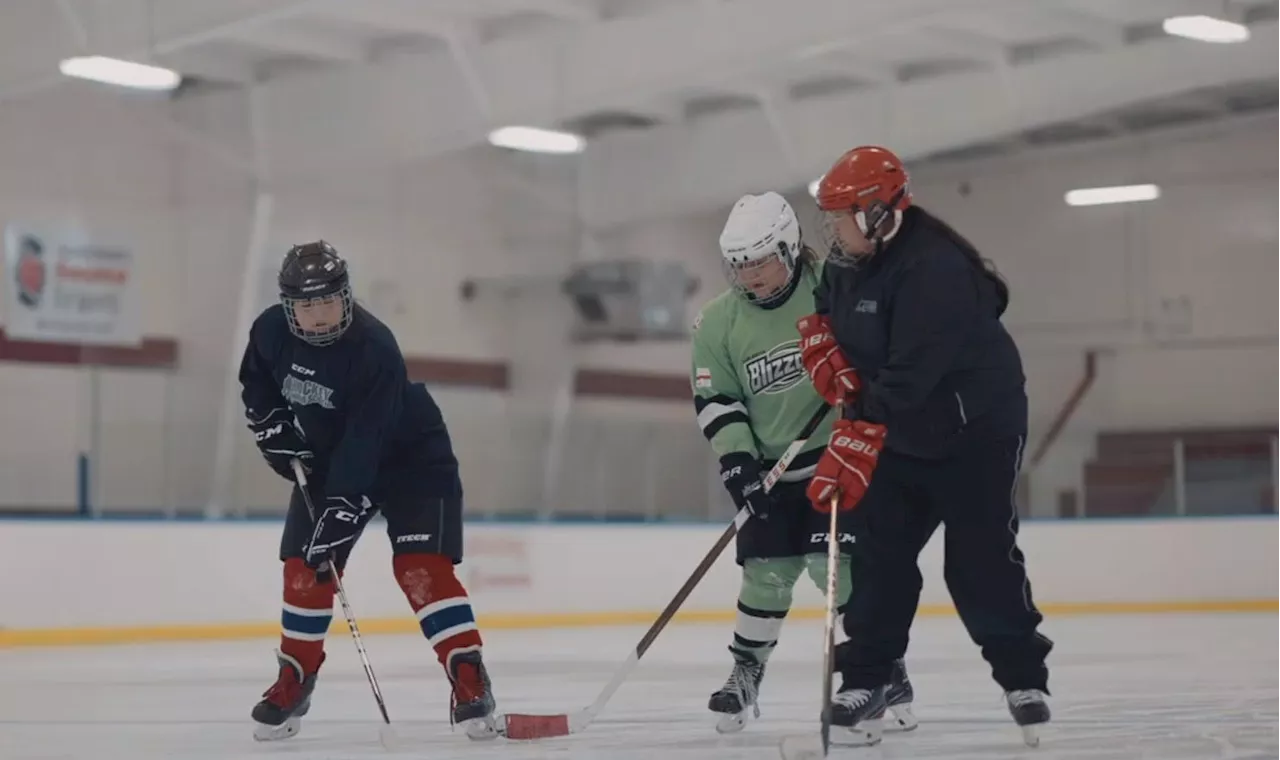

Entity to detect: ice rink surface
[1,612,1275,760]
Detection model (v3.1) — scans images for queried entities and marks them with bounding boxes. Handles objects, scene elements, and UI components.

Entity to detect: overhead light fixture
[1162,15,1250,43]
[58,56,181,91]
[808,176,823,198]
[487,126,585,155]
[1065,184,1161,207]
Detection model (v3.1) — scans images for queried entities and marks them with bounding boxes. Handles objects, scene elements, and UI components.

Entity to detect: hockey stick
[504,402,832,741]
[291,460,393,736]
[778,491,841,760]
[819,490,840,752]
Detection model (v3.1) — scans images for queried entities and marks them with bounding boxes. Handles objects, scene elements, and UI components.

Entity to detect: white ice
[1,613,1275,760]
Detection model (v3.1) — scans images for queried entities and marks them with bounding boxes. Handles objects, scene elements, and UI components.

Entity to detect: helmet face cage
[282,283,353,346]
[821,199,892,269]
[724,240,797,307]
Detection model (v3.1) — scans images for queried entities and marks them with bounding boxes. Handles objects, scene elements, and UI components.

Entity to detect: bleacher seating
[1083,428,1275,517]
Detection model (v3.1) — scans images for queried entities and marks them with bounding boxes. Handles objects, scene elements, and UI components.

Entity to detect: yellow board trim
[0,599,1274,649]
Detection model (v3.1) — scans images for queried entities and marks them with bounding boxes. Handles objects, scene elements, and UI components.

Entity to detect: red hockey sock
[280,557,334,675]
[393,553,483,667]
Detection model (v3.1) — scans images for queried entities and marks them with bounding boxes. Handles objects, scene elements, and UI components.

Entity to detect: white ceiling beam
[147,1,330,57]
[576,20,1277,227]
[1063,0,1234,24]
[819,54,901,85]
[790,42,901,84]
[318,0,465,40]
[249,0,1024,179]
[164,50,260,84]
[1030,5,1127,49]
[909,27,1010,66]
[53,0,91,50]
[508,0,600,22]
[0,0,324,104]
[226,26,368,62]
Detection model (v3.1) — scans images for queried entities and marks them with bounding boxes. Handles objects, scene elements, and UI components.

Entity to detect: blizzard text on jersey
[743,340,806,395]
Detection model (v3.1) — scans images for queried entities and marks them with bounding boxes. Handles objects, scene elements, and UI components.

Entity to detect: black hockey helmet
[278,240,353,346]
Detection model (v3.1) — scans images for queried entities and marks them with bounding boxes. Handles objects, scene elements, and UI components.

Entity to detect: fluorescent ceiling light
[1065,184,1160,207]
[488,126,585,155]
[59,56,181,91]
[808,176,823,198]
[1162,15,1250,43]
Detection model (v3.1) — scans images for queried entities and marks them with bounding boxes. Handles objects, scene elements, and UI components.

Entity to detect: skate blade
[714,709,752,734]
[461,714,503,741]
[252,716,300,742]
[831,718,883,747]
[778,720,882,760]
[1020,723,1041,747]
[886,702,918,732]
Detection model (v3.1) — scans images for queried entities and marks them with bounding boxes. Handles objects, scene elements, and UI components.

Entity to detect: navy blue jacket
[816,207,1027,459]
[239,304,461,499]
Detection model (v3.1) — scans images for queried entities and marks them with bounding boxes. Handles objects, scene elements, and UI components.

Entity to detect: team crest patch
[283,374,336,409]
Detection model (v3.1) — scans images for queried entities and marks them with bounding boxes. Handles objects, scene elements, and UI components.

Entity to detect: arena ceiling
[1,0,1275,226]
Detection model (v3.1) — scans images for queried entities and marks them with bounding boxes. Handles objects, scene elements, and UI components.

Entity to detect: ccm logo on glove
[254,422,285,442]
[304,494,375,569]
[248,408,313,481]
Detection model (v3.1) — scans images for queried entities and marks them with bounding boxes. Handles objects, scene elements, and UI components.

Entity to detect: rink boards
[0,516,1274,647]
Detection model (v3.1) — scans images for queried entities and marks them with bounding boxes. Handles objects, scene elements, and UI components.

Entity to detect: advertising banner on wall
[3,224,141,346]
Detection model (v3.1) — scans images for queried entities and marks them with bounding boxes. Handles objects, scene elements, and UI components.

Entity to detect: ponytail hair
[911,207,1009,315]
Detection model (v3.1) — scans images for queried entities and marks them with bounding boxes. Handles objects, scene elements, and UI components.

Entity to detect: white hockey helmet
[718,191,802,308]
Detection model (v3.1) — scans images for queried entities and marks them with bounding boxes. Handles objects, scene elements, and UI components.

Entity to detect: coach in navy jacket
[795,145,1053,741]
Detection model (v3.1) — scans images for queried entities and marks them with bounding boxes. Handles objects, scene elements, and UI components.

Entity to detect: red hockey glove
[808,419,886,513]
[796,314,860,406]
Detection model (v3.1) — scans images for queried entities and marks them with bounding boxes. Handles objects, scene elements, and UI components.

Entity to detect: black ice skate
[251,651,322,741]
[708,647,765,734]
[1006,689,1051,747]
[824,675,885,742]
[883,658,919,731]
[448,648,499,740]
[826,683,886,746]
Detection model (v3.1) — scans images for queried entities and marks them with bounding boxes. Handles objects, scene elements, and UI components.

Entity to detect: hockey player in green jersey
[691,191,916,734]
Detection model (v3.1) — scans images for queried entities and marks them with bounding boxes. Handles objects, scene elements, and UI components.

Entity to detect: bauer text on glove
[304,495,374,569]
[796,314,860,406]
[807,419,886,512]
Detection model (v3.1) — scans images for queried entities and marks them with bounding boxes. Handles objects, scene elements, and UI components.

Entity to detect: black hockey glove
[304,494,374,570]
[248,407,313,481]
[719,452,773,520]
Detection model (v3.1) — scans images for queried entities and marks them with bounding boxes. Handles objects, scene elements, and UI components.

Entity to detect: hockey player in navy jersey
[241,241,499,742]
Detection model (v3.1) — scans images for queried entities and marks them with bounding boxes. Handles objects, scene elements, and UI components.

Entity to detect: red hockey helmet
[816,146,912,266]
[816,145,912,214]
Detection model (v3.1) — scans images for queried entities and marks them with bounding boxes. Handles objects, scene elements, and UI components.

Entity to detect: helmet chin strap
[854,186,908,261]
[868,210,904,255]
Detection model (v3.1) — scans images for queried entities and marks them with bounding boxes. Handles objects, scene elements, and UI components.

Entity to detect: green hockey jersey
[690,260,839,478]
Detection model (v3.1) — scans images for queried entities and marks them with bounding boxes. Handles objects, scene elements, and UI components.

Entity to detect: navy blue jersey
[239,304,461,499]
[816,207,1026,459]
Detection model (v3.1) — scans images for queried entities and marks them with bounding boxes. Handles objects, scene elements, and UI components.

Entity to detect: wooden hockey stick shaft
[291,459,391,727]
[819,491,840,754]
[504,402,832,740]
